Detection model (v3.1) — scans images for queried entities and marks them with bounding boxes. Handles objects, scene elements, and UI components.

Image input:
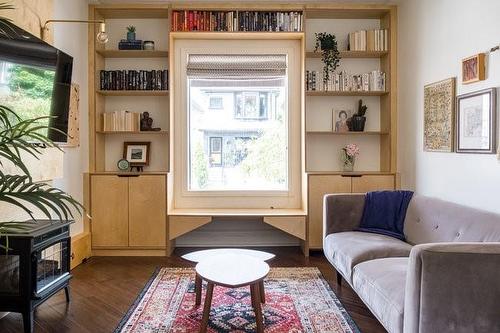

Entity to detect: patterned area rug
[115,267,360,333]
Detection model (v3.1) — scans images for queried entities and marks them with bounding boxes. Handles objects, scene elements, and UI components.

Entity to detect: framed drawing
[424,78,456,152]
[333,109,352,132]
[462,53,485,84]
[123,141,150,166]
[456,88,496,153]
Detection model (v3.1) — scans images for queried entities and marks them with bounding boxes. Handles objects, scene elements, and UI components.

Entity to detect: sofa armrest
[322,194,365,240]
[404,242,500,333]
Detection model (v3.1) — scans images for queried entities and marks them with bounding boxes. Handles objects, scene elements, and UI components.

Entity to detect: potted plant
[314,32,341,84]
[341,143,360,172]
[126,25,136,41]
[351,99,367,131]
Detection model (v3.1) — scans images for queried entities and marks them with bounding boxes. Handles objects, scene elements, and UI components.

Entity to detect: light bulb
[96,23,108,44]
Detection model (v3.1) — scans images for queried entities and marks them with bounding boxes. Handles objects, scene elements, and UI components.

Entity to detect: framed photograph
[123,141,150,166]
[456,88,496,153]
[333,109,352,132]
[424,78,456,152]
[462,53,485,84]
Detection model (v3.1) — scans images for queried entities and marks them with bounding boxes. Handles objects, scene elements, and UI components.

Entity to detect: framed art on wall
[462,53,485,84]
[423,78,456,152]
[123,141,150,166]
[456,88,496,153]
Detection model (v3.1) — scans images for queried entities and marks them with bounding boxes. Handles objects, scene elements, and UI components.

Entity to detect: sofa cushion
[404,195,500,245]
[352,257,408,333]
[323,231,412,282]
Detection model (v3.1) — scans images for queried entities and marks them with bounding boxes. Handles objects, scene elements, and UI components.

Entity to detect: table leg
[259,280,265,303]
[199,282,214,333]
[195,274,202,306]
[250,283,264,333]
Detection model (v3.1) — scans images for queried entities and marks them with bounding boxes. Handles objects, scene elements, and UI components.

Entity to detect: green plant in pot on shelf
[0,104,84,252]
[314,32,341,84]
[126,25,136,41]
[351,99,368,132]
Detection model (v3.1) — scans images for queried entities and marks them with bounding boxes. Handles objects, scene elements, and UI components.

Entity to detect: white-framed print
[456,88,496,153]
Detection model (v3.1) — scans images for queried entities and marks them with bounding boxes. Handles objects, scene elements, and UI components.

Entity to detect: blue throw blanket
[357,190,414,241]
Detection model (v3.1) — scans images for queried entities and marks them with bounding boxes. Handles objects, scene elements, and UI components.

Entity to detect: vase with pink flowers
[341,143,360,172]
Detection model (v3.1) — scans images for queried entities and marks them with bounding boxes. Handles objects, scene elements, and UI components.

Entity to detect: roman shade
[186,54,287,78]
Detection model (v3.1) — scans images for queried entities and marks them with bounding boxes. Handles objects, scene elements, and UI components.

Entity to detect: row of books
[306,70,386,92]
[171,10,303,32]
[102,111,141,132]
[99,70,168,91]
[118,39,143,50]
[348,29,388,52]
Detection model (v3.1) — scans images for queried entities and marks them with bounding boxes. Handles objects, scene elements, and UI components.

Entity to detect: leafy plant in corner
[314,32,341,84]
[0,104,84,252]
[350,99,367,132]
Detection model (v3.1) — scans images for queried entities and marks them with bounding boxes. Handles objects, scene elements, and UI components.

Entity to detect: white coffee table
[182,248,275,306]
[196,253,270,333]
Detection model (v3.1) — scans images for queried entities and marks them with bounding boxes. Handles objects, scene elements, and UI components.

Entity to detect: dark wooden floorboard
[0,247,386,333]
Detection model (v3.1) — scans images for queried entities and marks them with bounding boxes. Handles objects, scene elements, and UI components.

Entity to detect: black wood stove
[0,219,73,333]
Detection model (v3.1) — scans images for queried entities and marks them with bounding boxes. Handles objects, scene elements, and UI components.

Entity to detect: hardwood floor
[0,247,386,333]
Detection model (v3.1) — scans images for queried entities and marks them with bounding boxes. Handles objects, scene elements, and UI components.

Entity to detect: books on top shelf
[306,70,386,92]
[100,70,168,91]
[348,29,388,52]
[171,10,303,32]
[102,111,140,132]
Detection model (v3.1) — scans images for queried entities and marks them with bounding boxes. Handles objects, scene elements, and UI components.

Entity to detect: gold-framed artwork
[423,77,456,152]
[462,53,485,84]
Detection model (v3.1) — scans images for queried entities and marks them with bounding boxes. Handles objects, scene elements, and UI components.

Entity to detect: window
[187,54,288,191]
[209,96,223,109]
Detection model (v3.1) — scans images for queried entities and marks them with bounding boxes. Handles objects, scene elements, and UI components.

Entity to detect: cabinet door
[129,175,166,247]
[91,175,129,247]
[308,175,351,249]
[351,175,395,193]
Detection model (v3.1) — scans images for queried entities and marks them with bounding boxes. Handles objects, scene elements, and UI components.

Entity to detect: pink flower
[343,144,360,157]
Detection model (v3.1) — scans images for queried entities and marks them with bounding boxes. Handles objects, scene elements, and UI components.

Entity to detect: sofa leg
[336,271,342,286]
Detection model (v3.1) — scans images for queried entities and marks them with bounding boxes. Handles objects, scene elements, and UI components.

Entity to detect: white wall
[398,0,500,213]
[52,0,89,235]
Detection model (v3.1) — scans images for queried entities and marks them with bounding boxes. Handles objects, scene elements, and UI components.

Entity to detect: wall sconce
[41,20,108,44]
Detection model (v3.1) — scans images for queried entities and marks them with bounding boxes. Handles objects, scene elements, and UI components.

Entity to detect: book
[99,70,169,91]
[102,111,141,132]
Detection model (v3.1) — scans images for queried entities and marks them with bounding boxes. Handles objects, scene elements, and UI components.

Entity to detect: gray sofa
[323,194,500,333]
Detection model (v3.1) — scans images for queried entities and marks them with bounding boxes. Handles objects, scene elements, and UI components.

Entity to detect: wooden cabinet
[129,176,166,247]
[90,174,166,249]
[307,174,398,249]
[91,175,129,247]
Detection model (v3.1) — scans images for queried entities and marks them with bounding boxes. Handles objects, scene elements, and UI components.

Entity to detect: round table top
[182,248,275,263]
[195,253,270,288]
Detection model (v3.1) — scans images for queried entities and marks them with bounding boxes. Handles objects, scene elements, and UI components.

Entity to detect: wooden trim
[96,131,168,135]
[168,208,307,216]
[171,2,304,11]
[306,131,389,135]
[168,216,212,240]
[169,31,304,40]
[96,50,168,58]
[263,216,306,240]
[306,91,388,96]
[91,249,167,256]
[70,232,91,270]
[306,171,397,176]
[306,50,388,59]
[96,90,169,96]
[94,4,169,19]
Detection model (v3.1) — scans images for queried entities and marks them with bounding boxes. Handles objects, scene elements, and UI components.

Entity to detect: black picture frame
[456,88,497,154]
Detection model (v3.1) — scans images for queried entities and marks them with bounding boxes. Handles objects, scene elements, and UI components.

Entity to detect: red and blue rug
[115,267,360,333]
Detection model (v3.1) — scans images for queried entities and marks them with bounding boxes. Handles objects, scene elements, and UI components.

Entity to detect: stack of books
[306,70,386,92]
[171,10,303,32]
[102,111,141,132]
[99,70,168,91]
[118,39,143,50]
[348,29,388,51]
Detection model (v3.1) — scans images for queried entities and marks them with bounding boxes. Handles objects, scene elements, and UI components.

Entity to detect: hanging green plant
[314,32,341,84]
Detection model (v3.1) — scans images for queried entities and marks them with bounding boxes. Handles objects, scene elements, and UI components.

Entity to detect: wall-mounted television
[0,21,73,143]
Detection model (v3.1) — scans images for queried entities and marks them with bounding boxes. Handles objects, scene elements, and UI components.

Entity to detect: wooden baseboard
[92,249,167,256]
[71,232,91,270]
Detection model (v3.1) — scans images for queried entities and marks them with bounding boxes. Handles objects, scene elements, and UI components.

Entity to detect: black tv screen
[0,22,73,143]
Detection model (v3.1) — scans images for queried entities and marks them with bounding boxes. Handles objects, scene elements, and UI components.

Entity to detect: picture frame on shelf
[462,53,485,84]
[333,109,352,132]
[456,88,496,154]
[123,141,150,166]
[423,78,456,152]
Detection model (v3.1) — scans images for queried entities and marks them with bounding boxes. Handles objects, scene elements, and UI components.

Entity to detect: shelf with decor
[96,90,169,96]
[96,50,169,58]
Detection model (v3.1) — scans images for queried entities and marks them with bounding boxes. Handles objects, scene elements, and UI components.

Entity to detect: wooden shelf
[306,171,396,176]
[307,50,388,59]
[89,171,168,176]
[306,131,388,135]
[306,91,388,96]
[96,50,168,58]
[305,6,391,19]
[168,208,307,217]
[95,5,169,19]
[96,131,168,135]
[96,90,169,96]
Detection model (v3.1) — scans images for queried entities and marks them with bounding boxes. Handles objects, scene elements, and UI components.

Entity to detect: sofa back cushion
[404,195,500,245]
